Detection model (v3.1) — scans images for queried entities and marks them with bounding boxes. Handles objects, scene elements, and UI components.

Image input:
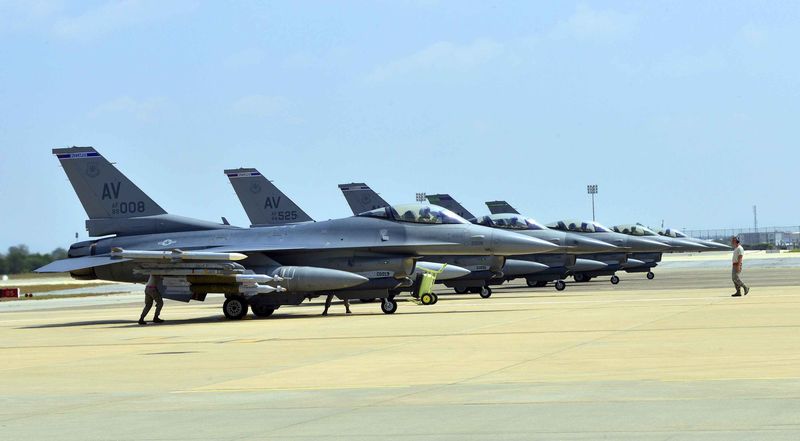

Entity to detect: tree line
[0,245,67,275]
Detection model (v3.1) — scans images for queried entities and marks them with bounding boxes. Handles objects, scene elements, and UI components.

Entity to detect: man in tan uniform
[139,275,165,324]
[731,236,749,297]
[322,293,351,315]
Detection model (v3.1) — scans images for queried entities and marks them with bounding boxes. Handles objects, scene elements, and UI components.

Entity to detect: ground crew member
[139,275,165,324]
[322,293,351,315]
[731,236,749,297]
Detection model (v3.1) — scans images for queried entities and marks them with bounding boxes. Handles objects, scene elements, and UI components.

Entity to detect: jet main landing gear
[610,275,620,285]
[381,298,398,314]
[223,296,249,320]
[554,280,566,291]
[646,271,655,280]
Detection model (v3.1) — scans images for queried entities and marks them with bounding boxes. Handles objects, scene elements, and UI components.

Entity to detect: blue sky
[1,1,798,252]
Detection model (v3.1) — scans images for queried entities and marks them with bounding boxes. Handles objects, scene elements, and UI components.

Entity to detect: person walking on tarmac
[731,236,750,297]
[139,275,165,325]
[322,293,351,315]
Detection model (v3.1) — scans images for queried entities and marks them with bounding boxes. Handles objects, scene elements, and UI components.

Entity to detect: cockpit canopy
[612,224,658,236]
[476,214,547,230]
[357,203,469,225]
[659,228,688,238]
[546,219,611,233]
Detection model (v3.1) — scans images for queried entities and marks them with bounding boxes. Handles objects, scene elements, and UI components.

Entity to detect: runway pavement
[1,265,799,440]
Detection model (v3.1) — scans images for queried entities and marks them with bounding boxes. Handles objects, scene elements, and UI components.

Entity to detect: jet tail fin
[53,147,231,236]
[338,182,390,215]
[486,200,520,214]
[225,168,314,226]
[425,194,476,220]
[53,146,166,219]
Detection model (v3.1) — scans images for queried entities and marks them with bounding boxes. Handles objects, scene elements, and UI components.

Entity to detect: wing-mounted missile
[111,247,247,262]
[130,258,286,302]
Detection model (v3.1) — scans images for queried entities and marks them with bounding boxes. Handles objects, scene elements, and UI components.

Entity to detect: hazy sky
[1,1,798,252]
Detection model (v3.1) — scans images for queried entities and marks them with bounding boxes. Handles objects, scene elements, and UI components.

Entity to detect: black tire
[479,286,492,299]
[610,275,620,285]
[251,304,275,318]
[381,299,398,314]
[573,274,585,283]
[454,287,469,294]
[420,293,434,305]
[646,271,655,280]
[555,280,566,291]
[223,297,249,320]
[431,293,439,304]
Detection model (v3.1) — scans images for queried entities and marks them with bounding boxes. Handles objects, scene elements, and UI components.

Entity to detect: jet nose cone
[672,238,709,252]
[567,234,618,253]
[490,230,560,255]
[628,237,671,252]
[415,261,471,280]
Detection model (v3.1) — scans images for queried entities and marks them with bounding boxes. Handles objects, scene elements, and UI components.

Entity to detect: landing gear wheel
[479,286,492,299]
[420,293,434,305]
[573,274,586,283]
[251,304,275,318]
[610,275,620,285]
[381,299,398,314]
[555,280,566,291]
[454,287,469,294]
[223,297,249,320]
[431,294,439,304]
[646,271,655,280]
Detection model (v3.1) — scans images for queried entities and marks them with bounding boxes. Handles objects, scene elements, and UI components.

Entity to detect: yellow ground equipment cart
[414,264,446,305]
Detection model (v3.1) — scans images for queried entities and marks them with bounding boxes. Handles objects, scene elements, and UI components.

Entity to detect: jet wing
[36,255,131,273]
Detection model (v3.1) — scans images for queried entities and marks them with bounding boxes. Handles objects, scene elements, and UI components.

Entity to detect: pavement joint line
[6,320,800,352]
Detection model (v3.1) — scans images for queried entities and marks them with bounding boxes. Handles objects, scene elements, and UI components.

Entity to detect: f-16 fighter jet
[224,168,473,304]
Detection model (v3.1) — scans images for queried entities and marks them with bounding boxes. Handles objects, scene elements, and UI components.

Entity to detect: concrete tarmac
[1,266,799,440]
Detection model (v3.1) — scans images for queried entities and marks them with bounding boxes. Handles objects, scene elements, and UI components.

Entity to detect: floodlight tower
[587,185,598,221]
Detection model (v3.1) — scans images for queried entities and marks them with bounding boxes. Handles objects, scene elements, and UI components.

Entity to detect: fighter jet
[425,194,618,291]
[611,223,710,279]
[658,227,732,251]
[338,184,565,297]
[37,147,557,319]
[544,218,672,284]
[224,168,473,288]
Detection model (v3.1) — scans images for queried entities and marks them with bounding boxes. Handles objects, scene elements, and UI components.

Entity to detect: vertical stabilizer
[338,182,390,215]
[225,168,313,226]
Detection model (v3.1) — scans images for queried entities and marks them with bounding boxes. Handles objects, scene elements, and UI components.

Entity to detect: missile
[255,284,286,294]
[235,274,283,283]
[111,248,247,262]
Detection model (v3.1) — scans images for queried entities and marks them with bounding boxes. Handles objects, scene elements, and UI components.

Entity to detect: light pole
[587,185,598,221]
